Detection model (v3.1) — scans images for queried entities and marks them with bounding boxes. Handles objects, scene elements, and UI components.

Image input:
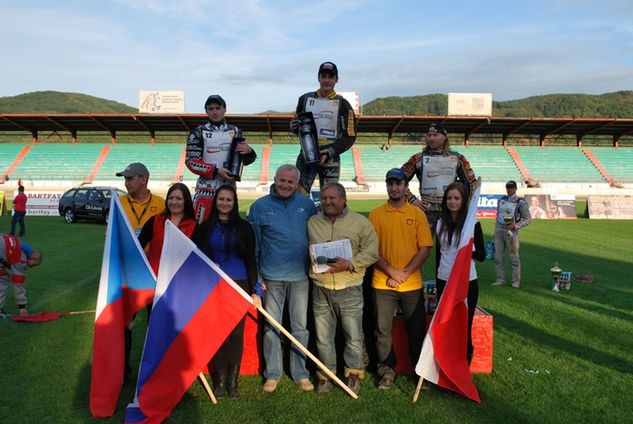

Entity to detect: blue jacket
[247,186,317,281]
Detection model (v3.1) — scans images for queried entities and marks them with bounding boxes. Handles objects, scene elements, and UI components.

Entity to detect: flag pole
[412,376,424,403]
[197,372,218,405]
[256,306,358,399]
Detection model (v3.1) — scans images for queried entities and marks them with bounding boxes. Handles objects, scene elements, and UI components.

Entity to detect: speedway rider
[186,95,256,223]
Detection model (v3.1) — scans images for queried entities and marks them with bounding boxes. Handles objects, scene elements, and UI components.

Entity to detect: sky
[1,0,633,113]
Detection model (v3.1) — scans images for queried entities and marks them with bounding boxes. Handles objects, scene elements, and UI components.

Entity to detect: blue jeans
[262,278,310,381]
[313,284,365,378]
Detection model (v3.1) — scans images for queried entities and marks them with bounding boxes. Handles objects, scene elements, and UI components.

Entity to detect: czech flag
[90,194,157,418]
[125,220,253,423]
[415,185,482,403]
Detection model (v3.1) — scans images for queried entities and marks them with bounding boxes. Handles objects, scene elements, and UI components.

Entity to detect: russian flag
[90,194,157,418]
[415,184,482,403]
[125,220,253,423]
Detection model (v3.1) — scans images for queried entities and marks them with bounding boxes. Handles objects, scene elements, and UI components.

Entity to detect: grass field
[1,208,632,423]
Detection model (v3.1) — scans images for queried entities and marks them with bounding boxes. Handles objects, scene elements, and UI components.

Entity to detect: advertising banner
[476,194,502,218]
[22,191,62,216]
[525,194,577,219]
[587,195,633,219]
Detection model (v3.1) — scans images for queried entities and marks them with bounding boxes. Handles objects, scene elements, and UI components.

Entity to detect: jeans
[10,211,26,237]
[262,278,310,381]
[494,228,521,284]
[313,284,365,378]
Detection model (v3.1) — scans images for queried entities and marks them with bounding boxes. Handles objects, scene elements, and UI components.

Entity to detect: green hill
[363,91,633,118]
[0,91,136,113]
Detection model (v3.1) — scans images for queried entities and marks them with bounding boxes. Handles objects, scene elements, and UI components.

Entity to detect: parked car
[58,187,126,224]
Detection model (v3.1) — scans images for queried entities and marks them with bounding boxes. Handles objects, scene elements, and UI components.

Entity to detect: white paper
[309,239,353,273]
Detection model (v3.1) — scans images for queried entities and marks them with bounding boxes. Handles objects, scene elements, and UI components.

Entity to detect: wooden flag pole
[68,310,96,315]
[257,306,358,399]
[198,372,218,405]
[412,376,424,403]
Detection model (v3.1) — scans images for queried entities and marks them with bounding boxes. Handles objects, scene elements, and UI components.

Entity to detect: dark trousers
[436,278,479,364]
[211,317,246,372]
[373,288,426,378]
[10,211,26,237]
[295,153,341,195]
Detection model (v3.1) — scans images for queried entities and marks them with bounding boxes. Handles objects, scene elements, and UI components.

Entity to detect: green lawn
[1,212,632,423]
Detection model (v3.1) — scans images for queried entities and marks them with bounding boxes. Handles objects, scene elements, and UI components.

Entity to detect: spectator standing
[308,183,378,395]
[10,185,27,237]
[115,162,164,381]
[194,184,262,399]
[435,182,485,363]
[368,169,433,389]
[492,180,531,288]
[247,164,317,393]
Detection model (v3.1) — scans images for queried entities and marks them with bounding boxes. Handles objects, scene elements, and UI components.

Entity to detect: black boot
[212,368,228,398]
[227,365,240,399]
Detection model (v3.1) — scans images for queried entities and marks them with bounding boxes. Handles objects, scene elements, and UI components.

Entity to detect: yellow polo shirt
[119,192,165,235]
[368,202,433,292]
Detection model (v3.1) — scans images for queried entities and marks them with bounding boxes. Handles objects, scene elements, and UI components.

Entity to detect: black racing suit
[291,90,356,194]
[186,120,256,223]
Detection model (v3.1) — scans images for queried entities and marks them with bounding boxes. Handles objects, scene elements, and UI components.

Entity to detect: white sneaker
[491,281,505,286]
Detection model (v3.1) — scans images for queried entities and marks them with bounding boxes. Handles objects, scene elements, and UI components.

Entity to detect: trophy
[297,112,320,165]
[550,262,562,292]
[226,136,245,181]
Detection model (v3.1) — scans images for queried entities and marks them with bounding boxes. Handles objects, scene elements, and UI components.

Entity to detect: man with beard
[368,168,433,389]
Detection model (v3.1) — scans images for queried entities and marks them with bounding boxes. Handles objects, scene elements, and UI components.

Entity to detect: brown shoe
[316,379,333,393]
[262,379,278,393]
[296,378,314,392]
[345,374,361,395]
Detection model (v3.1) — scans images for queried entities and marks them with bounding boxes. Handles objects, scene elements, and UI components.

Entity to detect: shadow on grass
[492,310,632,376]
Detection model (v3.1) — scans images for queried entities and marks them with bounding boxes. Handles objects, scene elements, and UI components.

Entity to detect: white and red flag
[415,185,481,402]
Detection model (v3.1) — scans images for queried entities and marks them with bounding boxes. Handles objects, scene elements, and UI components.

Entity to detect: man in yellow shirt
[368,168,433,389]
[116,162,165,236]
[115,162,164,382]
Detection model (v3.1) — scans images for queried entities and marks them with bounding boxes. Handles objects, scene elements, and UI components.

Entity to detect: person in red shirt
[10,186,27,237]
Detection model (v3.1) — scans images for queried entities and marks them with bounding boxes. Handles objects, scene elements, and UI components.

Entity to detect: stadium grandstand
[1,113,632,197]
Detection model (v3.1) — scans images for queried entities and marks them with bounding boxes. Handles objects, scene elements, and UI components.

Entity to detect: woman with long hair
[138,183,197,275]
[435,182,485,363]
[193,184,261,399]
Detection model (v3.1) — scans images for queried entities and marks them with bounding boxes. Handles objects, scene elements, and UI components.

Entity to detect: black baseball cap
[204,95,226,109]
[427,123,448,136]
[506,180,517,188]
[318,62,338,77]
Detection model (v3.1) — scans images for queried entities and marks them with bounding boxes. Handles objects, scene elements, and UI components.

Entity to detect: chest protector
[496,199,518,226]
[202,128,235,166]
[420,155,459,202]
[305,97,339,144]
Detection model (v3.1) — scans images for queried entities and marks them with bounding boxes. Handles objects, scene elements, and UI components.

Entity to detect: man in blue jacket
[248,164,318,393]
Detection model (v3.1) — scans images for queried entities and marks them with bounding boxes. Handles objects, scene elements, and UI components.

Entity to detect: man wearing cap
[116,162,164,380]
[186,95,257,223]
[290,62,356,195]
[493,180,531,288]
[116,162,164,236]
[368,169,433,389]
[0,234,43,318]
[401,123,476,230]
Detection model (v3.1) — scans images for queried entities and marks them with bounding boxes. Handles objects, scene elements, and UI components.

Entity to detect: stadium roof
[1,113,632,142]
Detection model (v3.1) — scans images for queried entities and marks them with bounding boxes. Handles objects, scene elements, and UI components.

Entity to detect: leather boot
[212,368,228,398]
[227,365,240,399]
